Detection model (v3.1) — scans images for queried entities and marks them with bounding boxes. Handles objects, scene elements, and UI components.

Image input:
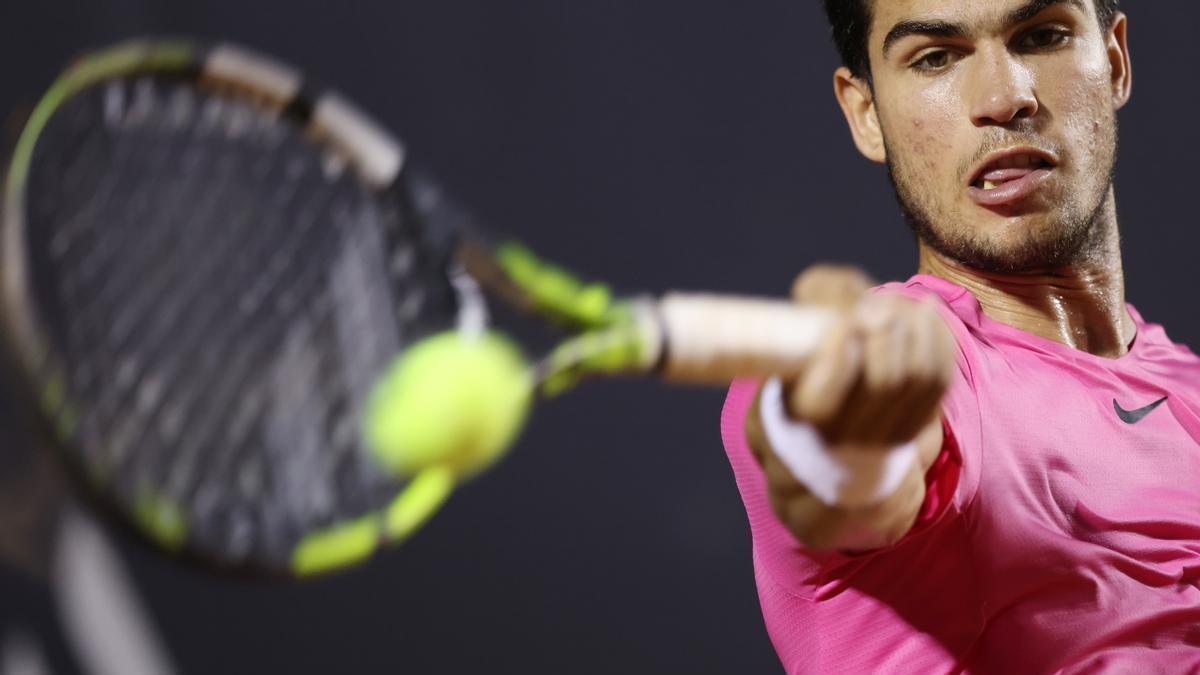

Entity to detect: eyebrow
[881,0,1088,59]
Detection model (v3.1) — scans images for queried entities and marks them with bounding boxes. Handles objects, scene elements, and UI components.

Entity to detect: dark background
[0,2,1195,673]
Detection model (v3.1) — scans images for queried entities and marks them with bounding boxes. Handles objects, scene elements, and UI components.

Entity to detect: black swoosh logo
[1113,396,1168,424]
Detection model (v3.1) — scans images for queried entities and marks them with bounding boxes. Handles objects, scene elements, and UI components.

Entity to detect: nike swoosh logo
[1113,396,1168,424]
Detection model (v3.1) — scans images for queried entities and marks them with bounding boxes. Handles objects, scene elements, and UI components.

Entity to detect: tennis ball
[365,331,532,479]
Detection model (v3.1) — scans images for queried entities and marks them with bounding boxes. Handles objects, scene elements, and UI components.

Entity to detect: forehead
[868,0,1095,39]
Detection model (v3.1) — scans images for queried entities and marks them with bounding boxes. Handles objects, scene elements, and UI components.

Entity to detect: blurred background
[0,1,1195,673]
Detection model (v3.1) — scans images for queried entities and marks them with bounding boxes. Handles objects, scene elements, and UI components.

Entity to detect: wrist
[758,377,918,508]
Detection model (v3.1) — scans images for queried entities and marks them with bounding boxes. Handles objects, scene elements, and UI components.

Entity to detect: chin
[925,216,1082,273]
[980,211,1059,240]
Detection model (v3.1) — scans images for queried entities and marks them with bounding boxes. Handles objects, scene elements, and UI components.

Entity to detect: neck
[917,196,1135,359]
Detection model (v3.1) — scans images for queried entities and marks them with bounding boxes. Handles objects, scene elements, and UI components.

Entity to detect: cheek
[1043,51,1116,168]
[892,91,962,186]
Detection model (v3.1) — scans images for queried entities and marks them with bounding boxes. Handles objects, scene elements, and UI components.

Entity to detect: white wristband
[758,377,918,508]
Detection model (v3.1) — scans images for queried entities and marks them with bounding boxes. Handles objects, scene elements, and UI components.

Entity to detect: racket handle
[653,293,838,384]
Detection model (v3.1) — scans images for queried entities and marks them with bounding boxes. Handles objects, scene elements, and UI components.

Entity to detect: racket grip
[653,293,838,384]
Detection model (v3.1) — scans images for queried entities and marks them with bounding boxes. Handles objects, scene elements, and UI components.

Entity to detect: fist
[785,265,955,446]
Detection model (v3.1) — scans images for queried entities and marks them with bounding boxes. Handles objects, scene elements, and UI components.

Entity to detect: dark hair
[822,0,1120,81]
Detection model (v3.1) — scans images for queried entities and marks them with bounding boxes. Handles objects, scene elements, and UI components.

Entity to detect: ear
[833,67,886,164]
[1106,12,1132,109]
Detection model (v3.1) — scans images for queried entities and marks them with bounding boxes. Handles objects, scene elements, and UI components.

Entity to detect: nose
[968,48,1038,126]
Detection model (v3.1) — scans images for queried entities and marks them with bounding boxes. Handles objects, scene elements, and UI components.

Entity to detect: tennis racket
[0,39,836,578]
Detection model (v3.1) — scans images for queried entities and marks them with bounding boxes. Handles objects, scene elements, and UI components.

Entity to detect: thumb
[781,265,874,423]
[791,264,876,310]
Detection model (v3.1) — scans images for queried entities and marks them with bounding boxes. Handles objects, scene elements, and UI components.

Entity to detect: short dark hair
[822,0,1120,81]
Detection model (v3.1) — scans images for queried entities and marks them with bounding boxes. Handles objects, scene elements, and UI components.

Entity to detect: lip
[966,147,1059,188]
[967,168,1054,207]
[965,146,1059,208]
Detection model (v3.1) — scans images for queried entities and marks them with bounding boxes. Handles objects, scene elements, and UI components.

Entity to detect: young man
[722,0,1200,671]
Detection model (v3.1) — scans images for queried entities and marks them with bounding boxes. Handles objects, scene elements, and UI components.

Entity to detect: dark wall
[0,2,1195,674]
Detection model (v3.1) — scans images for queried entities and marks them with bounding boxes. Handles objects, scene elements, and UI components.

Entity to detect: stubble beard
[884,126,1119,274]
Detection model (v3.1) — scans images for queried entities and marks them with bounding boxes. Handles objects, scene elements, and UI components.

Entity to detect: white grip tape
[759,378,917,508]
[657,293,836,384]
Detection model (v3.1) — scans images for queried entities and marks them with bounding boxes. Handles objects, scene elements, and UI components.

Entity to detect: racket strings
[29,78,322,553]
[50,80,316,477]
[77,130,258,473]
[23,75,460,564]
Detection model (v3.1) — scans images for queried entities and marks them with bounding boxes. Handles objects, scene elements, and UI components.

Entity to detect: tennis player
[722,0,1200,671]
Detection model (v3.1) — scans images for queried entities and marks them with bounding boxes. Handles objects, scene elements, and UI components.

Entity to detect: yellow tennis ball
[365,331,532,478]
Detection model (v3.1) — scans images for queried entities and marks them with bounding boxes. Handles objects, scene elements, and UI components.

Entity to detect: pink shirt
[721,274,1200,673]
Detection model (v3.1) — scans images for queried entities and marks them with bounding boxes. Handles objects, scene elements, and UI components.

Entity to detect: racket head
[0,39,475,577]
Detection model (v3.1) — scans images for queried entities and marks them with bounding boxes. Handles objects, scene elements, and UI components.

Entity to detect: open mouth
[970,153,1054,190]
[967,150,1058,207]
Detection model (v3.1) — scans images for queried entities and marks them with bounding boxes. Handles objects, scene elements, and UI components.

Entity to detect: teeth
[983,180,998,190]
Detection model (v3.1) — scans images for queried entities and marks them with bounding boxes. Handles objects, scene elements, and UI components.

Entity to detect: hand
[785,264,955,446]
[743,265,955,550]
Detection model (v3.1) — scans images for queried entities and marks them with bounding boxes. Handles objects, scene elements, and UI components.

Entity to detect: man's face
[861,0,1128,272]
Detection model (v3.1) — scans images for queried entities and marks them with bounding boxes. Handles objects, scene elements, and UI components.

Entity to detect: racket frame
[0,40,458,577]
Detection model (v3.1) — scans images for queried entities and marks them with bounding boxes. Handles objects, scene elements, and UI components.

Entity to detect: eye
[911,49,960,73]
[1018,27,1070,50]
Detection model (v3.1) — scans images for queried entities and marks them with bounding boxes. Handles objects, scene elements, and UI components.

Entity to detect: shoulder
[1127,302,1200,366]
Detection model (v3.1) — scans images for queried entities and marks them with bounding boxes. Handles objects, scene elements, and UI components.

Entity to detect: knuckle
[863,339,902,391]
[853,293,892,328]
